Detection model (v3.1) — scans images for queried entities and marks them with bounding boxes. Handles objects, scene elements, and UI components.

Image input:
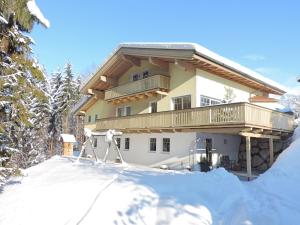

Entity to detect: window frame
[115,138,121,149]
[149,138,157,152]
[149,101,157,113]
[116,106,131,117]
[172,95,191,110]
[124,138,130,150]
[200,95,221,107]
[93,137,97,148]
[162,138,170,153]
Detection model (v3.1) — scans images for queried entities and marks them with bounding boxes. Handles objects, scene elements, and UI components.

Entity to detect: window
[88,115,91,123]
[150,138,156,152]
[173,95,191,110]
[149,102,157,113]
[116,138,121,149]
[95,114,98,121]
[124,138,130,150]
[117,107,124,117]
[93,138,97,148]
[117,106,131,117]
[143,70,149,78]
[125,106,131,116]
[200,95,221,107]
[162,138,170,153]
[132,74,140,81]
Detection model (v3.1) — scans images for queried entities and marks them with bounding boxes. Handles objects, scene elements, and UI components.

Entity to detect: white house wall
[84,132,241,169]
[195,68,264,107]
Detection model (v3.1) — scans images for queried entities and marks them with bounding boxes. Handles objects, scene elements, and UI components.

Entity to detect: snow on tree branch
[26,0,50,28]
[0,15,8,24]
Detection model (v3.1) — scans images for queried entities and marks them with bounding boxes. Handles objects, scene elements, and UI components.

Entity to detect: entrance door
[205,138,213,166]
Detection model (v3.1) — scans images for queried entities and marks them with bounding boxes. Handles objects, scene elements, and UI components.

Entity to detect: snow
[83,42,286,94]
[119,43,287,93]
[60,134,76,143]
[0,15,8,24]
[1,127,300,224]
[27,0,50,28]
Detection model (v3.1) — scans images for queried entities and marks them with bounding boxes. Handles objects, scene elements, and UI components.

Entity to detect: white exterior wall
[85,132,241,169]
[195,68,264,107]
[196,133,241,162]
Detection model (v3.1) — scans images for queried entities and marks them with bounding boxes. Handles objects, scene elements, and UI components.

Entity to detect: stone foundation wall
[238,136,292,172]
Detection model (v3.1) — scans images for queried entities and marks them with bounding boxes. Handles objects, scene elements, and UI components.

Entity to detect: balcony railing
[96,102,294,132]
[104,74,170,101]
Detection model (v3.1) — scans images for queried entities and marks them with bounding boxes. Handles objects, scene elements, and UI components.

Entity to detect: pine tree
[0,0,50,183]
[48,64,82,155]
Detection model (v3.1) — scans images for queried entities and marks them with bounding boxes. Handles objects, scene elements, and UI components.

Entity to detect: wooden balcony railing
[96,103,294,132]
[104,74,170,100]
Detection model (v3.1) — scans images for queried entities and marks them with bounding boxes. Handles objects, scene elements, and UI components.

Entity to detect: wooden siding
[96,102,294,132]
[105,75,170,100]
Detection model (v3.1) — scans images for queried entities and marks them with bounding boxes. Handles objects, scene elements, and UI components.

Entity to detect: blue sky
[31,0,300,91]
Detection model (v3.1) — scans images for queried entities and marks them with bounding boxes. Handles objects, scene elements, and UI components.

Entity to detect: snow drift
[0,127,300,225]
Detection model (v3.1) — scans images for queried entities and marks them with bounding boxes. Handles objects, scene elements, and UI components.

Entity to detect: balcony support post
[269,138,274,166]
[245,135,252,181]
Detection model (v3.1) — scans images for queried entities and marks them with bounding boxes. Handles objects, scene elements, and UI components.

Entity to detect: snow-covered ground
[1,129,300,225]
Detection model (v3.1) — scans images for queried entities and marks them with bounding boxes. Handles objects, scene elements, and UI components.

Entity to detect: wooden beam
[246,136,252,180]
[175,60,196,73]
[87,89,103,95]
[239,132,280,139]
[100,75,118,86]
[269,138,274,166]
[136,94,147,99]
[156,90,168,96]
[253,128,263,134]
[149,57,169,71]
[121,55,141,67]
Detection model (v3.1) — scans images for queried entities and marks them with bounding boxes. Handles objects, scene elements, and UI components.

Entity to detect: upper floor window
[173,95,191,110]
[117,106,131,117]
[149,101,157,113]
[143,70,149,78]
[131,70,150,81]
[132,74,140,81]
[200,95,221,107]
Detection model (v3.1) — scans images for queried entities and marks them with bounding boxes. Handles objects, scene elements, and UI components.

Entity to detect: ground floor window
[124,138,130,150]
[88,115,91,123]
[162,138,170,153]
[116,138,121,149]
[149,138,156,152]
[200,95,221,106]
[93,138,97,148]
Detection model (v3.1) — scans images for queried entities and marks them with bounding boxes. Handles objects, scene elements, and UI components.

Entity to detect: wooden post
[269,138,274,166]
[246,136,252,181]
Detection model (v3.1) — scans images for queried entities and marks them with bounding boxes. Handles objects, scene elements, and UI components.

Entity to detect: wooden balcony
[104,74,170,102]
[96,103,294,134]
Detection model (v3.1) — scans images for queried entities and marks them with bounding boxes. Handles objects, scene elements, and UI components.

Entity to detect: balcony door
[117,106,131,117]
[205,138,213,166]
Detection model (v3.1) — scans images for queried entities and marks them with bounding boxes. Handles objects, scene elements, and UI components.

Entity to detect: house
[75,43,294,178]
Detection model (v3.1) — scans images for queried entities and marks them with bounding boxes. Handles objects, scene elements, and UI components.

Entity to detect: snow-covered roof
[60,134,76,143]
[118,42,287,93]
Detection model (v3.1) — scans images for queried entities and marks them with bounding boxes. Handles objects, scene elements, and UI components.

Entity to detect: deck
[95,102,294,133]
